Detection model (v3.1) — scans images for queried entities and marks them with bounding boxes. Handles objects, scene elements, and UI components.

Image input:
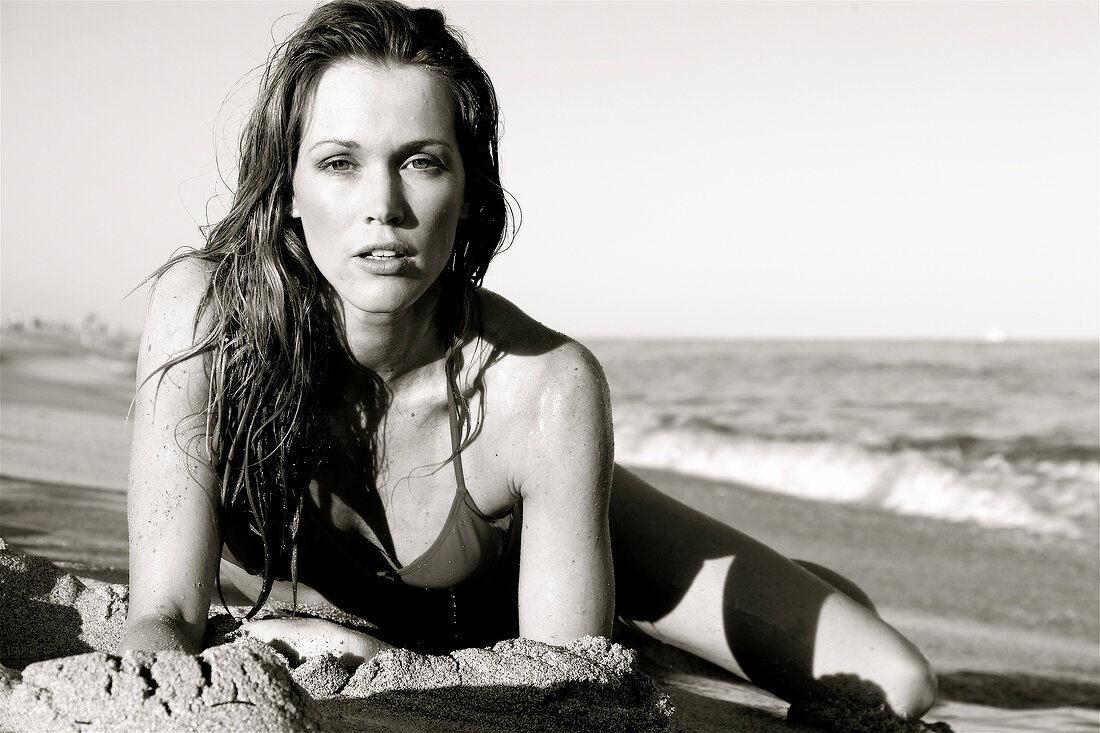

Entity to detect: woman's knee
[810,592,937,719]
[888,644,937,718]
[791,636,937,727]
[848,625,937,718]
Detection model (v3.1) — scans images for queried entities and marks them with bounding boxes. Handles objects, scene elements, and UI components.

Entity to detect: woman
[122,0,935,721]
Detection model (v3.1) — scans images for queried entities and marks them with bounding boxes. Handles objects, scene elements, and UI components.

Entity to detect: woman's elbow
[119,610,205,655]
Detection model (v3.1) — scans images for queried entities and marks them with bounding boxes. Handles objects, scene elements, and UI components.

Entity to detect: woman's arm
[120,259,220,653]
[514,341,616,644]
[240,617,392,668]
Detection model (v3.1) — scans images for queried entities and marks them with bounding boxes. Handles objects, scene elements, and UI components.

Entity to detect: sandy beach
[1,329,1097,732]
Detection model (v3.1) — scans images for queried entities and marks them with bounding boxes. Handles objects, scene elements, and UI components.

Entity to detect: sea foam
[614,418,1095,537]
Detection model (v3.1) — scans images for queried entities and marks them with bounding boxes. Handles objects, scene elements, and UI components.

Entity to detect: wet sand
[1,329,1097,731]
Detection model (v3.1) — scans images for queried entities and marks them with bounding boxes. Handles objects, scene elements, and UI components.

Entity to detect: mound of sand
[0,538,129,668]
[2,646,327,733]
[318,636,674,731]
[0,540,674,732]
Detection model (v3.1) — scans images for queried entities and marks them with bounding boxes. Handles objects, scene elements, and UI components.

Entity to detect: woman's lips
[354,242,412,258]
[353,248,415,275]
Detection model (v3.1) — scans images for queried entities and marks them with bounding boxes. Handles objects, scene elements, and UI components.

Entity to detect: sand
[2,645,327,733]
[0,538,1019,733]
[0,540,676,732]
[2,329,1098,732]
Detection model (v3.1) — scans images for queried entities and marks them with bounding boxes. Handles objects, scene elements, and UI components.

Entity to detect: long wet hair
[150,0,512,618]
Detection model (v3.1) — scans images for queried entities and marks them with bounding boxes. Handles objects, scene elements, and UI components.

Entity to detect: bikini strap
[444,354,468,495]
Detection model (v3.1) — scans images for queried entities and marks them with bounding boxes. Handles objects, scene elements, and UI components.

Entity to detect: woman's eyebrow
[401,138,454,151]
[306,138,453,153]
[308,138,360,152]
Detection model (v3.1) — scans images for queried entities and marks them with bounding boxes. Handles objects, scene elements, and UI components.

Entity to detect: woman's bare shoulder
[474,289,610,414]
[147,257,213,322]
[473,290,613,501]
[138,256,214,376]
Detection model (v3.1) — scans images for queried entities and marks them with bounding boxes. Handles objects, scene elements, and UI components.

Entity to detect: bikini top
[220,357,520,593]
[369,356,519,590]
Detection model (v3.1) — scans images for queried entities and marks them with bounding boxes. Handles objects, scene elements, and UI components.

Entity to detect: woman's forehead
[300,61,457,147]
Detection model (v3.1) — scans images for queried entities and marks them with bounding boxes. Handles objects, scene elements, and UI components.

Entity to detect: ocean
[585,339,1099,539]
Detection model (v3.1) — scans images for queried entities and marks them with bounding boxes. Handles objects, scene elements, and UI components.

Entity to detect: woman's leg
[609,465,936,718]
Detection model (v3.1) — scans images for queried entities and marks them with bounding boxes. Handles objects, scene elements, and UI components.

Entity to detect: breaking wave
[614,417,1097,538]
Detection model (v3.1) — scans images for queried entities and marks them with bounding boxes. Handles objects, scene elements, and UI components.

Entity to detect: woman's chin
[338,283,439,323]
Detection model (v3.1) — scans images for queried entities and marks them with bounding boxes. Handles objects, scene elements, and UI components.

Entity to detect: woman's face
[291,61,467,320]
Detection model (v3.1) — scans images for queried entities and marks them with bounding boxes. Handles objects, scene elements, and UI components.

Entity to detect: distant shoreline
[4,320,1098,347]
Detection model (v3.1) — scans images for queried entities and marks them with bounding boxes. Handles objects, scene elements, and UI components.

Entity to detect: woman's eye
[321,158,354,173]
[405,156,442,171]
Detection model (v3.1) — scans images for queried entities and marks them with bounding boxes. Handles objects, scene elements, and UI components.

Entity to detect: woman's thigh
[609,464,935,716]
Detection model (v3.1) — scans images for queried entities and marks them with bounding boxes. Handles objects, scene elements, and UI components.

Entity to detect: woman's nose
[364,171,405,225]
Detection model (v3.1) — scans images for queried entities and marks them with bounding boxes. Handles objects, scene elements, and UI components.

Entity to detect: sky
[2,0,1097,340]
